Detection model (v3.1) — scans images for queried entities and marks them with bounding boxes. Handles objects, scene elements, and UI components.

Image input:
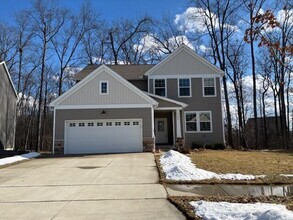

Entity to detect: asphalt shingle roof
[74,64,155,81]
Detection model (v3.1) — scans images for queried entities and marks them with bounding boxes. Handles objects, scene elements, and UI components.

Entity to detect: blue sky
[0,0,189,23]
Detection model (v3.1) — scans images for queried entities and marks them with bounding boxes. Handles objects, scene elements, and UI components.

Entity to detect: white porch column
[176,109,182,138]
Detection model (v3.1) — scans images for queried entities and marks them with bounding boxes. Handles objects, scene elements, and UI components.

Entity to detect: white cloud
[277,9,293,26]
[174,7,239,34]
[134,34,194,56]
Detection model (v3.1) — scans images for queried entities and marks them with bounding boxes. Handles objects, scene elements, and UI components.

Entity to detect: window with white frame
[100,81,108,94]
[203,78,216,96]
[178,78,191,97]
[185,111,212,132]
[154,79,166,96]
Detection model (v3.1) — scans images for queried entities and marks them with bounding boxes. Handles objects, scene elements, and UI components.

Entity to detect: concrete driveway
[0,153,185,220]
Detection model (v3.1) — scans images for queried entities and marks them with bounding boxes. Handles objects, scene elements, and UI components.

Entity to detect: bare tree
[108,16,151,64]
[243,0,267,149]
[51,2,100,95]
[24,0,68,151]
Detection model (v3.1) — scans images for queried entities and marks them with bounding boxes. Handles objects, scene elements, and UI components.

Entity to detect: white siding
[60,70,149,105]
[150,49,219,76]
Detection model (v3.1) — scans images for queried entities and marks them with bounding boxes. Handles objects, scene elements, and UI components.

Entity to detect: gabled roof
[74,64,155,81]
[0,61,18,98]
[49,65,158,107]
[145,92,188,108]
[144,44,224,76]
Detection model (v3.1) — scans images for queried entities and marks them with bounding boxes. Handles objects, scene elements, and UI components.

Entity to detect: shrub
[191,141,204,149]
[213,143,225,150]
[205,143,214,149]
[178,146,191,154]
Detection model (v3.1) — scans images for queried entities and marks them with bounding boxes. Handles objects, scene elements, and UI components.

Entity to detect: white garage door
[65,119,142,154]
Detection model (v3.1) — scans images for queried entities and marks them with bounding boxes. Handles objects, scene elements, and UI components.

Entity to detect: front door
[155,118,168,144]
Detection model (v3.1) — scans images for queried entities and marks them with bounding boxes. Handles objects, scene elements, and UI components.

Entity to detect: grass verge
[155,150,293,185]
[168,195,293,220]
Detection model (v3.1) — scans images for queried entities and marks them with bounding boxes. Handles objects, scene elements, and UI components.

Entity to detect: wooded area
[0,0,292,151]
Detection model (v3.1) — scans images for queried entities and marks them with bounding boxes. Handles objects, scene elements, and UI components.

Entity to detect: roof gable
[0,62,18,98]
[145,44,224,76]
[49,65,157,107]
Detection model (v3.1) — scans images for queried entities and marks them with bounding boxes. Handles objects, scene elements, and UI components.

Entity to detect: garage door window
[88,122,94,127]
[115,122,121,126]
[97,122,103,126]
[69,123,76,127]
[133,121,139,125]
[124,122,130,126]
[79,123,85,127]
[106,122,112,126]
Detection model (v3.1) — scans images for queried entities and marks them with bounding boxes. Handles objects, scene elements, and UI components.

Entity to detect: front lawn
[190,150,293,175]
[155,149,293,184]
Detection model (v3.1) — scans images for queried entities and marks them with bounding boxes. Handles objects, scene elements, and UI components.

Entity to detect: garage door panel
[65,119,142,154]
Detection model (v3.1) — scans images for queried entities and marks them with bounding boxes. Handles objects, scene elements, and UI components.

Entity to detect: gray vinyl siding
[129,79,148,91]
[149,49,219,75]
[0,64,17,150]
[150,77,224,146]
[60,70,149,105]
[55,108,152,141]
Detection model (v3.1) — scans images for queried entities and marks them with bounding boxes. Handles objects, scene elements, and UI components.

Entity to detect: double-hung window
[185,111,212,132]
[100,81,108,95]
[154,79,166,97]
[203,78,216,96]
[178,78,191,97]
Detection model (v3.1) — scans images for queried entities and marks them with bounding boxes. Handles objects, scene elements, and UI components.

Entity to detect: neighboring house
[49,45,225,154]
[0,62,18,150]
[245,116,282,149]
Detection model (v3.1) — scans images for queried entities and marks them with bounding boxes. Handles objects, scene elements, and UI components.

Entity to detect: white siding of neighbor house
[149,49,219,76]
[59,70,149,105]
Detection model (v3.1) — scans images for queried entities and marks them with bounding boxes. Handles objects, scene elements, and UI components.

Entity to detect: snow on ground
[190,200,293,220]
[280,174,293,178]
[160,150,262,181]
[0,152,40,166]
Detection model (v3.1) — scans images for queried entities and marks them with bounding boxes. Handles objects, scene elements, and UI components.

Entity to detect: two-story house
[49,45,225,154]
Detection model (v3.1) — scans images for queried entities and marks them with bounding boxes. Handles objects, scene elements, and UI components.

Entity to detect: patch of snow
[160,150,262,181]
[0,152,40,166]
[280,174,293,178]
[190,200,293,220]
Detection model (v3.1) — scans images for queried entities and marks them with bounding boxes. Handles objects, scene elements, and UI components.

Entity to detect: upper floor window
[154,79,166,97]
[178,78,191,97]
[100,81,108,95]
[203,78,216,97]
[185,111,212,132]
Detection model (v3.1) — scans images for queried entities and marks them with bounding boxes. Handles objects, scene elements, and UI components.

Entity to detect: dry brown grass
[169,196,293,220]
[190,150,293,175]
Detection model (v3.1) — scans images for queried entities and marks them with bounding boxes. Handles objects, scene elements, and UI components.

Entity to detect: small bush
[205,144,214,149]
[214,143,225,150]
[179,146,191,154]
[191,141,204,149]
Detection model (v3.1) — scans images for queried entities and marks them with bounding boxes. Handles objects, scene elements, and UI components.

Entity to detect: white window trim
[99,80,109,95]
[153,79,167,97]
[202,78,217,97]
[178,78,192,98]
[184,111,213,133]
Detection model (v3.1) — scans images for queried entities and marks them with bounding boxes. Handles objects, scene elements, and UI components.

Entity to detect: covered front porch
[147,93,187,150]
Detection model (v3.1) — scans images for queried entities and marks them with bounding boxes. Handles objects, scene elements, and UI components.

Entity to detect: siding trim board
[149,74,220,79]
[55,104,153,109]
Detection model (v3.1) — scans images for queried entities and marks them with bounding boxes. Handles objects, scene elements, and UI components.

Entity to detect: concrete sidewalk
[0,153,185,219]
